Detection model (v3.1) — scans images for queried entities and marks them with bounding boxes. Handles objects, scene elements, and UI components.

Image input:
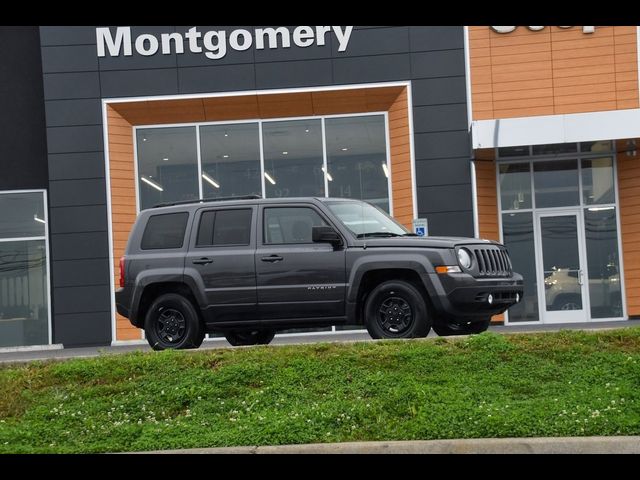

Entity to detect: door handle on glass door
[578,270,584,286]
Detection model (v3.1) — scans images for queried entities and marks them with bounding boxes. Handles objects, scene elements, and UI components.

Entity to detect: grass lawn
[1,328,640,453]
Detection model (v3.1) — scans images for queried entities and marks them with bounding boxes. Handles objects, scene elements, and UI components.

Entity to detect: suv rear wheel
[432,318,491,337]
[144,293,205,351]
[364,280,431,339]
[225,330,276,347]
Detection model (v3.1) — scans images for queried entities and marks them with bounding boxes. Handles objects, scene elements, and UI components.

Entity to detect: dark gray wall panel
[100,69,178,97]
[411,50,466,79]
[420,211,474,238]
[0,27,48,191]
[417,184,473,214]
[255,59,333,89]
[46,125,104,154]
[45,99,102,127]
[410,26,465,52]
[53,286,111,314]
[49,205,108,234]
[415,131,471,160]
[333,54,411,84]
[178,64,256,94]
[43,71,101,100]
[413,104,468,133]
[49,178,106,207]
[333,27,409,57]
[40,26,97,46]
[415,158,471,187]
[412,77,467,106]
[41,45,99,73]
[53,312,112,347]
[48,152,105,180]
[51,259,110,288]
[50,232,109,261]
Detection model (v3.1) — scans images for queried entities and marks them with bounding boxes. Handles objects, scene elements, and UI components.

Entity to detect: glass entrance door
[535,210,589,323]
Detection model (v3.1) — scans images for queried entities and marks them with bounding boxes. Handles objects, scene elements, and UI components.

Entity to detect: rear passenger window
[196,209,252,247]
[141,212,189,250]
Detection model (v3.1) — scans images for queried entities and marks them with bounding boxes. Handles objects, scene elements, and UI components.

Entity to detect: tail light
[119,256,126,288]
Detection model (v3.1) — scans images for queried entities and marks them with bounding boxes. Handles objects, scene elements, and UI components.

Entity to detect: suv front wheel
[144,293,205,351]
[364,280,431,339]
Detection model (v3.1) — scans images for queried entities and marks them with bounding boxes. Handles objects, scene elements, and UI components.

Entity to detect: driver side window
[263,207,328,245]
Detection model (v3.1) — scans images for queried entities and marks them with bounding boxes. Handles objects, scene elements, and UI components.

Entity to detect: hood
[357,236,502,249]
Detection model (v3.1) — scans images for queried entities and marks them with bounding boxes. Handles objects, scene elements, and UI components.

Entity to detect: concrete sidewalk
[2,319,640,365]
[137,436,640,454]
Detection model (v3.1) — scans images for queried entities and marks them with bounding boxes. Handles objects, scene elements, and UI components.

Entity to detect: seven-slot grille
[471,246,513,277]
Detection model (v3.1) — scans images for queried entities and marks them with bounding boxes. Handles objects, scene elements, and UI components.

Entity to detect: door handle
[193,258,214,266]
[578,269,584,286]
[261,255,284,263]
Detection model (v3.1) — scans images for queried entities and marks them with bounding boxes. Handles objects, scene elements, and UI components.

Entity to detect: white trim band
[472,108,640,149]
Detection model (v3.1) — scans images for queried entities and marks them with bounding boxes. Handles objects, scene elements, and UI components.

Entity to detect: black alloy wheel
[144,293,205,351]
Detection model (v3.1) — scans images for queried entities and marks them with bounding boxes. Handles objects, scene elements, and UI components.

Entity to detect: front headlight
[457,248,472,269]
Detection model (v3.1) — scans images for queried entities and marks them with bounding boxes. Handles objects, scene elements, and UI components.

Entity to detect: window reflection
[499,163,532,210]
[325,116,390,212]
[585,208,623,318]
[582,158,615,205]
[200,123,262,199]
[502,213,539,322]
[533,159,580,208]
[137,127,199,210]
[262,120,324,199]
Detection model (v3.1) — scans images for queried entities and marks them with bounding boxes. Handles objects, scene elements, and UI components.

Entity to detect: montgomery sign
[96,26,355,60]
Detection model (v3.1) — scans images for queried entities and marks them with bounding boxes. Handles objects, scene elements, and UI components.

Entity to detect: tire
[144,293,205,351]
[364,280,431,340]
[432,318,491,337]
[225,329,276,347]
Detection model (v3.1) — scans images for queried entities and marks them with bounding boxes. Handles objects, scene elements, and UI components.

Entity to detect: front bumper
[425,272,524,323]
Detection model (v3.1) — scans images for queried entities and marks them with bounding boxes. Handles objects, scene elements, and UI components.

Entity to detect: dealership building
[1,25,639,349]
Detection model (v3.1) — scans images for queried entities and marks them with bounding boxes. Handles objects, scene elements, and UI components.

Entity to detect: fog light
[487,294,494,305]
[516,293,520,303]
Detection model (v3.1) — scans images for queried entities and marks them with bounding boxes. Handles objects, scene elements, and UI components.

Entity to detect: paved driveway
[1,319,639,365]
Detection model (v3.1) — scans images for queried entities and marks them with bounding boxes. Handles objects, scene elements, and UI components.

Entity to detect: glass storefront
[136,114,391,212]
[497,142,624,323]
[0,191,50,348]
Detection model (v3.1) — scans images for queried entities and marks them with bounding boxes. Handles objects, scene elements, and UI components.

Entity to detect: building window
[136,127,199,211]
[200,123,262,199]
[262,120,325,199]
[0,191,49,348]
[134,114,391,212]
[325,115,390,212]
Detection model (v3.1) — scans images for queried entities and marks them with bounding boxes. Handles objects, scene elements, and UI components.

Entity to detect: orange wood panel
[616,139,640,317]
[469,26,639,120]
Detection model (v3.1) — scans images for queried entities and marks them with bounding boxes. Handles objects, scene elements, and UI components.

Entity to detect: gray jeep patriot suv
[116,196,523,350]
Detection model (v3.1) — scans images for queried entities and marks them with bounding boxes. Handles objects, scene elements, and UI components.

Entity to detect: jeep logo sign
[491,26,596,34]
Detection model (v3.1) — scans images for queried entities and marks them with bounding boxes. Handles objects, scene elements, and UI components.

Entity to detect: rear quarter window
[141,212,189,250]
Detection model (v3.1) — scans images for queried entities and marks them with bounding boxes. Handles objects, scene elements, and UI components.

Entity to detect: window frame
[194,207,255,248]
[260,204,337,246]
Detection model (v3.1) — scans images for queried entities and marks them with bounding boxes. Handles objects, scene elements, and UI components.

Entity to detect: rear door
[255,204,347,320]
[185,206,258,323]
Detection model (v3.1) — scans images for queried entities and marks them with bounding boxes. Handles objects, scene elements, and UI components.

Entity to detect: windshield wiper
[356,232,404,239]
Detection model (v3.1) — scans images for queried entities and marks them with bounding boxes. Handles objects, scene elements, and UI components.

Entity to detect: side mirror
[312,226,343,247]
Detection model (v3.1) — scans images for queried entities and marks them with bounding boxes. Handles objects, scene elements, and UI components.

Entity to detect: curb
[136,436,640,454]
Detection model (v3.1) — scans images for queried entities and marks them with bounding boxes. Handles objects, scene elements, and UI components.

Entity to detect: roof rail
[152,195,262,209]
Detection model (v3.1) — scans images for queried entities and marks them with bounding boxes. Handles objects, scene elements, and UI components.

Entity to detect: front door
[256,205,346,320]
[535,210,589,323]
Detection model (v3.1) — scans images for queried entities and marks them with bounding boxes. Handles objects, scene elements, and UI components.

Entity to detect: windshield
[325,201,411,238]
